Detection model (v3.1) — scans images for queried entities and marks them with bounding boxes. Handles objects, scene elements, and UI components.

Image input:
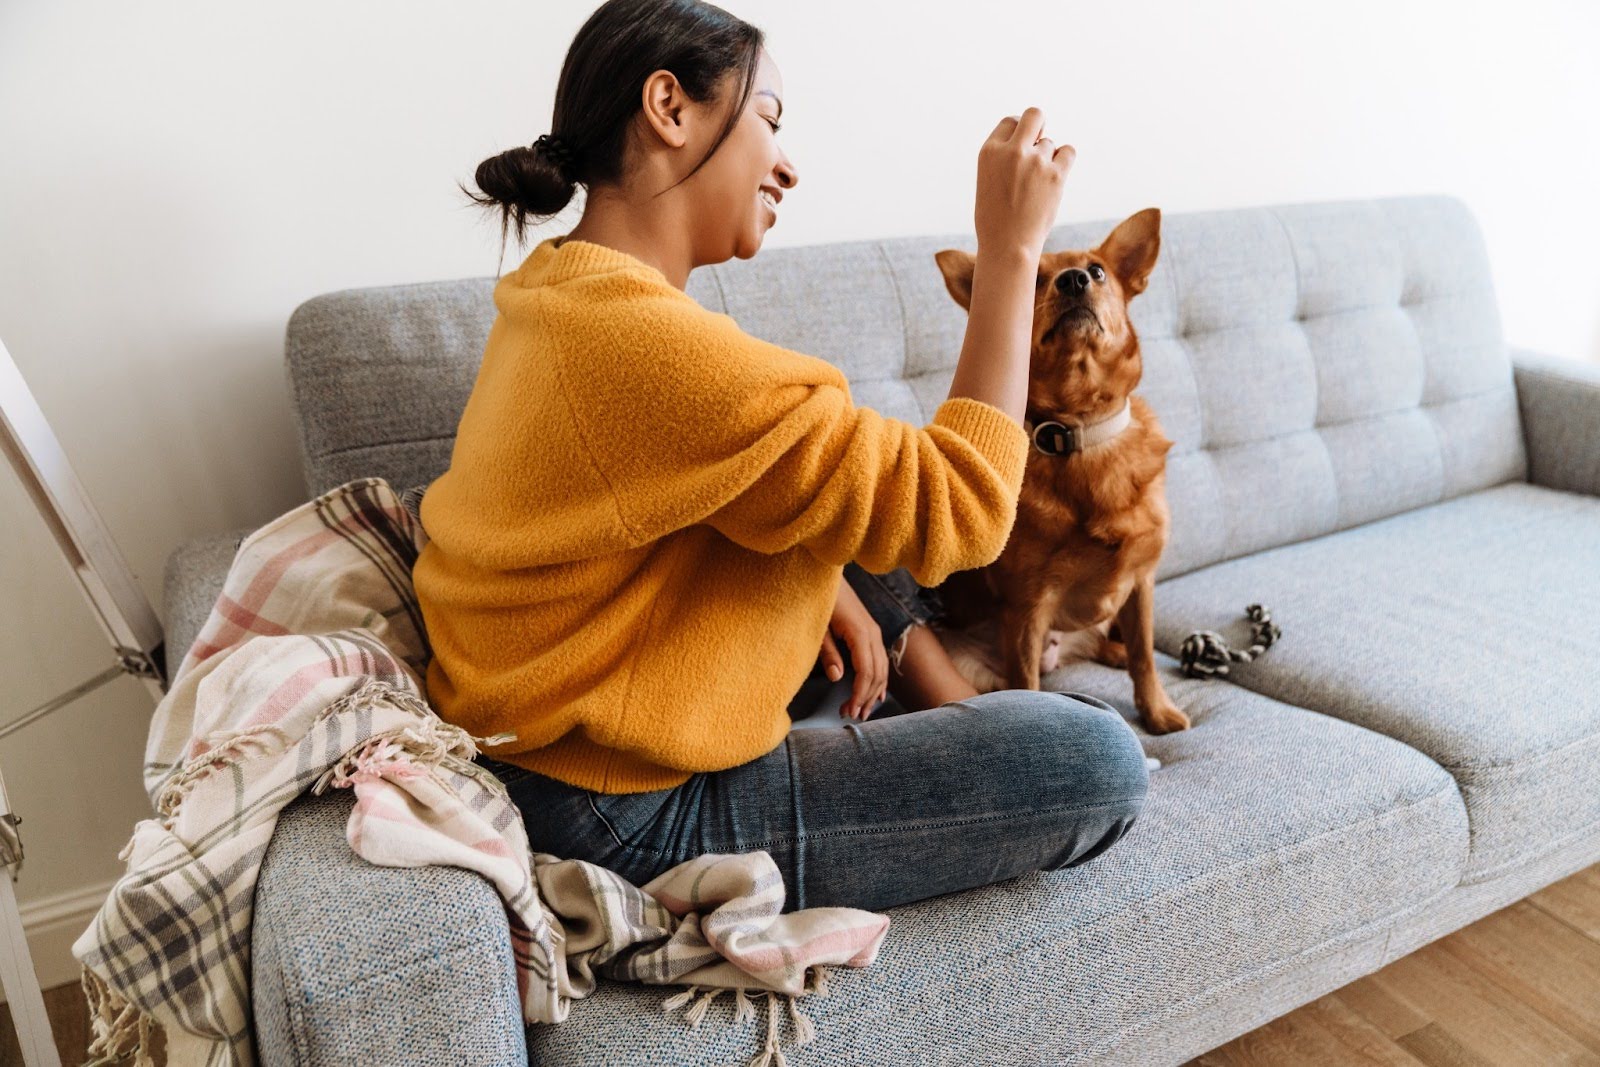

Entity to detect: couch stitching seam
[872,241,913,386]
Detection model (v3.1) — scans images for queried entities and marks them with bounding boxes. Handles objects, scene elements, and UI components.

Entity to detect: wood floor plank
[1210,1001,1358,1067]
[1335,972,1433,1039]
[1394,1022,1498,1067]
[1309,993,1434,1066]
[1530,865,1600,939]
[1363,934,1595,1064]
[42,983,87,1066]
[1439,901,1600,1055]
[0,980,87,1067]
[1187,990,1432,1067]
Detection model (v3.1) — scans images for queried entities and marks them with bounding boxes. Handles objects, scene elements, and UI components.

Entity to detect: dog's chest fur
[937,396,1173,631]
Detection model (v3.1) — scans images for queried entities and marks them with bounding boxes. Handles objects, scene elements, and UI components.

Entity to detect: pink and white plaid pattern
[72,477,891,1067]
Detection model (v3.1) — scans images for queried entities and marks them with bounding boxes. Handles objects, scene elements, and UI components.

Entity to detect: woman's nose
[774,157,798,189]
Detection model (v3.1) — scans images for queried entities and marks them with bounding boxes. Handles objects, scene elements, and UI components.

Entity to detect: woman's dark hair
[461,0,765,261]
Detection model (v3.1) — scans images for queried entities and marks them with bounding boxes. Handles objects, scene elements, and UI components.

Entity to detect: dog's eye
[1088,263,1106,282]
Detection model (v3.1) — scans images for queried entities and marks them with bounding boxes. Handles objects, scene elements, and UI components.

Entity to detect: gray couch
[161,194,1600,1065]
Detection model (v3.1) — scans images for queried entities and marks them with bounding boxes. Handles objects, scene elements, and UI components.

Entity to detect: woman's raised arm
[945,107,1075,419]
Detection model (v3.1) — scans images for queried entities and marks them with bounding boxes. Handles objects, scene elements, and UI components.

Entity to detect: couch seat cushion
[529,653,1464,1066]
[1151,480,1600,882]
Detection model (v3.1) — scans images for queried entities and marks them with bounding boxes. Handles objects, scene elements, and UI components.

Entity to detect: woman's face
[686,48,798,263]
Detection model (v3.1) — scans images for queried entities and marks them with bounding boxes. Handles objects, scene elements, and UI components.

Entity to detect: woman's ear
[639,68,690,149]
[934,249,976,311]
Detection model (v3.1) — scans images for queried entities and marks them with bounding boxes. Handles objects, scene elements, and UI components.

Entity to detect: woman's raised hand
[974,107,1075,261]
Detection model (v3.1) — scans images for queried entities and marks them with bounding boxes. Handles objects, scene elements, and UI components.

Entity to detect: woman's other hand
[818,572,888,721]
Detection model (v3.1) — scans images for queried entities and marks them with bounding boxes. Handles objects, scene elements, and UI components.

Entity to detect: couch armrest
[1511,347,1600,497]
[161,526,259,678]
[253,789,528,1066]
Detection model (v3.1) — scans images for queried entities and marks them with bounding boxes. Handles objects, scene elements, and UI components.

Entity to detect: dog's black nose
[1055,268,1091,294]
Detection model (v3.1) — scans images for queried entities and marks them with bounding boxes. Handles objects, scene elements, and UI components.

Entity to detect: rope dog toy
[1178,604,1282,679]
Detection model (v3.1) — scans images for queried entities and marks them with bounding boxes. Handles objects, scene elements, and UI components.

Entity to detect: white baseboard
[0,878,117,1003]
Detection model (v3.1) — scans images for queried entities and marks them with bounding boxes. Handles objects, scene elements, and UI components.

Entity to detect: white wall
[1,0,1596,988]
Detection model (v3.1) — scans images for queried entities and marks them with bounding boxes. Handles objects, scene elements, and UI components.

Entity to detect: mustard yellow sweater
[412,234,1030,794]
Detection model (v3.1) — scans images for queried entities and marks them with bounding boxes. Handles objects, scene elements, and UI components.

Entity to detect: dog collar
[1023,398,1133,456]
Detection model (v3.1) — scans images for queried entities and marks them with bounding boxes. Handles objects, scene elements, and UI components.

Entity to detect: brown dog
[927,208,1190,734]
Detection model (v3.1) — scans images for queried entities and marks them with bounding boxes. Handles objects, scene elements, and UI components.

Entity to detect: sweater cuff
[931,396,1030,490]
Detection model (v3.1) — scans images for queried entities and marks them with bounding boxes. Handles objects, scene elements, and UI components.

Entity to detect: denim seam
[587,790,630,850]
[710,795,1146,854]
[600,790,1148,857]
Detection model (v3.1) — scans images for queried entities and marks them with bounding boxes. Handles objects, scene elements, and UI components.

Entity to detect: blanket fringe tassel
[79,966,159,1067]
[749,992,785,1067]
[660,964,832,1066]
[660,984,699,1012]
[683,987,723,1027]
[734,985,756,1024]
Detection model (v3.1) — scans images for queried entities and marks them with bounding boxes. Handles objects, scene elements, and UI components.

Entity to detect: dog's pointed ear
[1096,208,1161,297]
[934,248,976,311]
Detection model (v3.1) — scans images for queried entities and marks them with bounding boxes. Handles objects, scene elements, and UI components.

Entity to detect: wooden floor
[1189,862,1600,1066]
[1,981,90,1067]
[5,863,1599,1066]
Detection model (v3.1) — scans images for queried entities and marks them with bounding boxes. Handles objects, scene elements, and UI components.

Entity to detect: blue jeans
[476,562,1150,913]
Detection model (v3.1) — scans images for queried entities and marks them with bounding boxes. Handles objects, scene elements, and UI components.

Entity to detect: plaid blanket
[72,477,891,1067]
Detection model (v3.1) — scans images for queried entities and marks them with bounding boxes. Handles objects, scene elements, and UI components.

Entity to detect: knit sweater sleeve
[557,285,1031,587]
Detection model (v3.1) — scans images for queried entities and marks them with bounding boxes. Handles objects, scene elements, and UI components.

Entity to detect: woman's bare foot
[885,623,980,713]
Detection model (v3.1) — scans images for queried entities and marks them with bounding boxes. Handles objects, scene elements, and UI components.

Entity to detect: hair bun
[466,134,579,237]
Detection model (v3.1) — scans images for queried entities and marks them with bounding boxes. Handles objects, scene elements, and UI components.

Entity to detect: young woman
[413,0,1151,913]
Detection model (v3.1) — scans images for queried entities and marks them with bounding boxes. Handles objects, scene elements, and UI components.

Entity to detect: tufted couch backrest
[284,194,1527,584]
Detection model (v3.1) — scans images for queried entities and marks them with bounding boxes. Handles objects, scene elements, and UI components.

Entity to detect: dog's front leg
[1115,571,1190,733]
[1000,589,1059,691]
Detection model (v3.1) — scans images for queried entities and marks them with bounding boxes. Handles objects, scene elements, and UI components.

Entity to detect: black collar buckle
[1031,420,1080,456]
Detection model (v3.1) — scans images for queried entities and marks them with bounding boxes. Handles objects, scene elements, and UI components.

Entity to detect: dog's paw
[1139,699,1191,734]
